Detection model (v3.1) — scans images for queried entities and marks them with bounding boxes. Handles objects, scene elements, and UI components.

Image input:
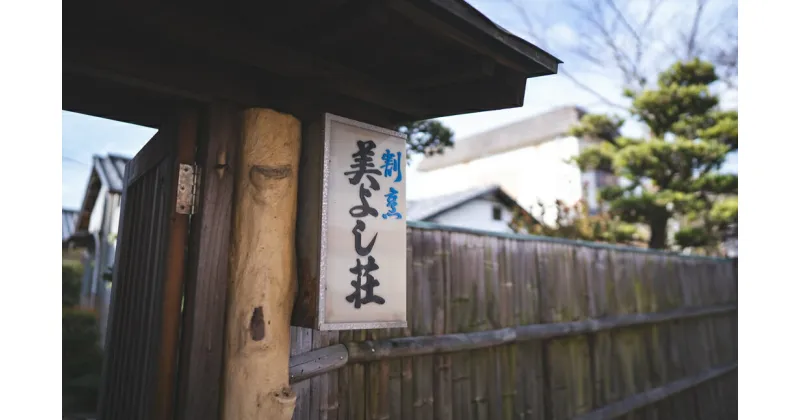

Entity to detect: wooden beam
[290,0,387,47]
[223,109,302,420]
[413,70,528,120]
[83,2,431,117]
[63,39,293,112]
[176,103,241,420]
[62,72,174,129]
[288,344,349,384]
[154,109,199,420]
[63,32,412,128]
[402,59,495,89]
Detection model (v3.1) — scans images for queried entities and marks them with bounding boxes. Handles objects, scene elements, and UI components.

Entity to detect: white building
[411,106,617,225]
[407,184,537,233]
[64,153,128,347]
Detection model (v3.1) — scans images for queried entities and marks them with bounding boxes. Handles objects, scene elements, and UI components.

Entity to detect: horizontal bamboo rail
[572,363,738,420]
[288,303,736,383]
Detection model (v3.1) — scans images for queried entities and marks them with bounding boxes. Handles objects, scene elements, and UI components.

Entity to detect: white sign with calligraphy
[294,113,408,331]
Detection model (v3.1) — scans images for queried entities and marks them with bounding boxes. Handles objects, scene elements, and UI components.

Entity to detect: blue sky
[62,112,156,209]
[61,0,737,208]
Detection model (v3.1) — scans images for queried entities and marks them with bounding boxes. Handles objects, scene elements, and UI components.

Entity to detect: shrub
[63,308,103,414]
[63,260,83,307]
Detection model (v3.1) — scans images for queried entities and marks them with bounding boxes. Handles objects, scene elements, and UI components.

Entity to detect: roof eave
[420,0,562,75]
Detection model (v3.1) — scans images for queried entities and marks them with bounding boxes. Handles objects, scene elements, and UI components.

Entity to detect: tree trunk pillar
[222,108,301,420]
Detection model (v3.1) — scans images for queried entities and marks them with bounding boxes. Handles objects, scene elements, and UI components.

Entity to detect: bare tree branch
[684,0,709,59]
[505,0,735,99]
[559,68,629,111]
[506,0,629,109]
[568,0,643,87]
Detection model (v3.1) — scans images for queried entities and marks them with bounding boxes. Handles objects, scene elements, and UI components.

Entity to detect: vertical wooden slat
[292,327,313,420]
[154,110,197,420]
[522,240,545,420]
[471,233,489,420]
[123,161,163,420]
[387,327,403,419]
[177,103,239,420]
[377,328,393,420]
[675,256,694,419]
[103,179,135,418]
[588,248,614,416]
[99,113,196,420]
[509,238,525,420]
[412,230,434,420]
[350,328,367,420]
[648,254,672,420]
[497,238,515,420]
[534,242,554,420]
[100,173,138,419]
[432,230,453,420]
[569,245,592,418]
[140,161,170,419]
[449,232,473,420]
[400,229,414,420]
[337,329,351,420]
[308,330,324,420]
[113,176,144,419]
[484,236,502,420]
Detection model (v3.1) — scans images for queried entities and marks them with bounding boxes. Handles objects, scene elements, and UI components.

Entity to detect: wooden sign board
[294,113,408,331]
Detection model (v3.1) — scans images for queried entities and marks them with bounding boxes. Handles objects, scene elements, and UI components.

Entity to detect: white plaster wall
[429,198,515,233]
[88,185,108,234]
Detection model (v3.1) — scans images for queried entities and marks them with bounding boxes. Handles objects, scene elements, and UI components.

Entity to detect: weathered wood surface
[572,363,738,420]
[335,304,735,363]
[98,111,197,420]
[223,108,302,420]
[288,225,737,420]
[176,103,240,420]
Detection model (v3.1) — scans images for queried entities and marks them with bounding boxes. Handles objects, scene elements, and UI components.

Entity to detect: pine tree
[568,59,738,251]
[396,120,454,158]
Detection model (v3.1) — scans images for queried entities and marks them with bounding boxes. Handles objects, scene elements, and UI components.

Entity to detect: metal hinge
[176,163,200,215]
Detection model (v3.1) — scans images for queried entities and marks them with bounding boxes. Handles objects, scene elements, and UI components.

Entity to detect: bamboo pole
[284,303,737,383]
[223,108,302,420]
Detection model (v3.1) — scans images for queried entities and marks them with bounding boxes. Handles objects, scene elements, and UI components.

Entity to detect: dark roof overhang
[63,0,561,128]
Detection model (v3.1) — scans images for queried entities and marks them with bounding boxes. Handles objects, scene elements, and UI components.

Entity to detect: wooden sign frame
[294,113,409,331]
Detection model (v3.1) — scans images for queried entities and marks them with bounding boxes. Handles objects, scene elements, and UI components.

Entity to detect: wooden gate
[98,110,198,420]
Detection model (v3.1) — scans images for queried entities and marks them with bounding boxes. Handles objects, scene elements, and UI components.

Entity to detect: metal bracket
[176,163,200,215]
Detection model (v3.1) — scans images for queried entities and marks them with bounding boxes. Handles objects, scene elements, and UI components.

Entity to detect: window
[492,205,502,221]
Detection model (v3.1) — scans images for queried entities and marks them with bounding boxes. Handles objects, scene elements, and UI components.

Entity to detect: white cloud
[546,23,578,50]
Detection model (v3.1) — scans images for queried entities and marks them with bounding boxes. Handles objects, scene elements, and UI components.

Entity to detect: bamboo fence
[287,222,738,420]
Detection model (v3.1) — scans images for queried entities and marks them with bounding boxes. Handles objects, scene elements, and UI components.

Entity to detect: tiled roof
[63,209,79,242]
[93,154,130,193]
[408,184,510,221]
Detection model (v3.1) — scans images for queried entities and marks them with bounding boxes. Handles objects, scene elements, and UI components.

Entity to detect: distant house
[62,209,84,263]
[412,106,618,225]
[62,209,79,246]
[408,184,537,234]
[64,153,129,347]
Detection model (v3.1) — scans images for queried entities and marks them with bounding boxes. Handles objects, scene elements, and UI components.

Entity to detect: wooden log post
[223,108,302,420]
